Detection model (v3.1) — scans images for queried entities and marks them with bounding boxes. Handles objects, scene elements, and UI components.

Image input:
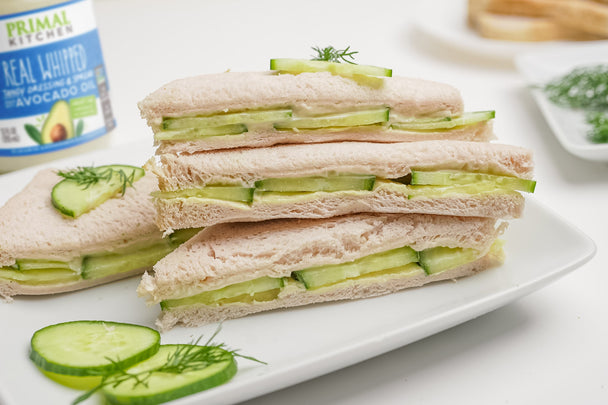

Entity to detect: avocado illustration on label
[41,100,74,144]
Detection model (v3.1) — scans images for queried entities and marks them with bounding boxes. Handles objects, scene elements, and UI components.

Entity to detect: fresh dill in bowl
[541,64,608,143]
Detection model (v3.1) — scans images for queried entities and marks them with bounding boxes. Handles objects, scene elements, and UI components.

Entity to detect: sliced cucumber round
[155,124,247,141]
[51,165,145,218]
[270,58,392,77]
[30,321,160,376]
[255,174,376,192]
[274,108,389,130]
[411,170,536,193]
[101,344,237,405]
[391,111,495,131]
[162,109,292,130]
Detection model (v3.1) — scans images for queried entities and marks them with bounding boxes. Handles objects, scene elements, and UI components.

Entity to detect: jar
[0,0,114,172]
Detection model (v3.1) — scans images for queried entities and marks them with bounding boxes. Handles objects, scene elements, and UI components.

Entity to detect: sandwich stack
[137,54,536,330]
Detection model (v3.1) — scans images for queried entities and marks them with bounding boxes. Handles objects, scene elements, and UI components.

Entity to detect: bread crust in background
[468,0,608,41]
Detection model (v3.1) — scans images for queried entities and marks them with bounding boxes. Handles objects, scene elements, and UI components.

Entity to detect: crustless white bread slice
[138,213,505,330]
[0,169,174,298]
[149,140,534,230]
[138,71,495,152]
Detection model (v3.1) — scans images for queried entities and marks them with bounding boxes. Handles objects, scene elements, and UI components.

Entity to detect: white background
[18,0,608,403]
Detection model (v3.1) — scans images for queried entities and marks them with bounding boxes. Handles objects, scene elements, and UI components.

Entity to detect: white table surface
[34,0,608,403]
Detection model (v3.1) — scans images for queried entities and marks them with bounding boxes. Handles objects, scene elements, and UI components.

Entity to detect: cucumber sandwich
[149,140,535,230]
[138,68,495,154]
[0,166,198,299]
[138,213,506,330]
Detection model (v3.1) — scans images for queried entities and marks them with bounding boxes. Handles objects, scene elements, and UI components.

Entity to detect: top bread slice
[0,169,161,267]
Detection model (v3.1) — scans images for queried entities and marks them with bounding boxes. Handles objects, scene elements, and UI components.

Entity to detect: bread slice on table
[138,213,506,330]
[139,71,495,153]
[149,140,535,230]
[0,169,190,298]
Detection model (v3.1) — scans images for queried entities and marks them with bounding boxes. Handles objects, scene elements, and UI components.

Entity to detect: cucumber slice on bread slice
[162,109,292,130]
[273,108,389,130]
[411,170,536,193]
[51,165,145,218]
[391,111,495,131]
[270,58,392,78]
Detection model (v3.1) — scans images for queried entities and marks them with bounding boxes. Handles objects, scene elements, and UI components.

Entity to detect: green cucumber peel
[391,111,495,131]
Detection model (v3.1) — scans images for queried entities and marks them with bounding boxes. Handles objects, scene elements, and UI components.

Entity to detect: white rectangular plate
[0,142,596,405]
[515,43,608,161]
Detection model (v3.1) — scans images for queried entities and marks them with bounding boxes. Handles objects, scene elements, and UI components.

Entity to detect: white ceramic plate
[413,0,608,62]
[515,44,608,161]
[0,142,596,405]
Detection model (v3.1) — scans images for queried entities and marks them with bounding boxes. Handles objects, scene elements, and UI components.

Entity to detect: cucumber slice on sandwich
[293,246,420,290]
[30,321,160,376]
[270,58,392,78]
[152,186,255,203]
[273,108,389,130]
[162,109,292,130]
[391,111,495,131]
[51,165,145,218]
[101,344,237,405]
[410,170,536,193]
[161,276,284,310]
[255,174,376,192]
[154,124,247,141]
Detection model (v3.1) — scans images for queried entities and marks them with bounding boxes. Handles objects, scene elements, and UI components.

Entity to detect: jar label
[0,0,114,156]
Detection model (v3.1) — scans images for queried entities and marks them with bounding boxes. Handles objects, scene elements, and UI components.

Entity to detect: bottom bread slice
[156,249,503,331]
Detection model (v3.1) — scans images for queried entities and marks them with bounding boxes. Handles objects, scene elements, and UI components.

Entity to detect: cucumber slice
[168,228,203,246]
[152,186,255,203]
[406,181,519,199]
[81,240,175,280]
[51,165,145,218]
[293,246,419,290]
[15,258,80,271]
[162,109,292,130]
[273,108,389,129]
[41,370,103,390]
[411,170,536,193]
[30,321,160,376]
[391,111,495,131]
[255,174,376,192]
[101,345,237,405]
[0,267,80,285]
[270,58,392,77]
[161,276,284,310]
[154,124,247,141]
[418,246,482,275]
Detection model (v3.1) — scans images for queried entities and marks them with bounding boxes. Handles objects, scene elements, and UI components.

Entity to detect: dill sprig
[311,45,358,64]
[72,327,265,405]
[56,166,136,196]
[541,64,608,110]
